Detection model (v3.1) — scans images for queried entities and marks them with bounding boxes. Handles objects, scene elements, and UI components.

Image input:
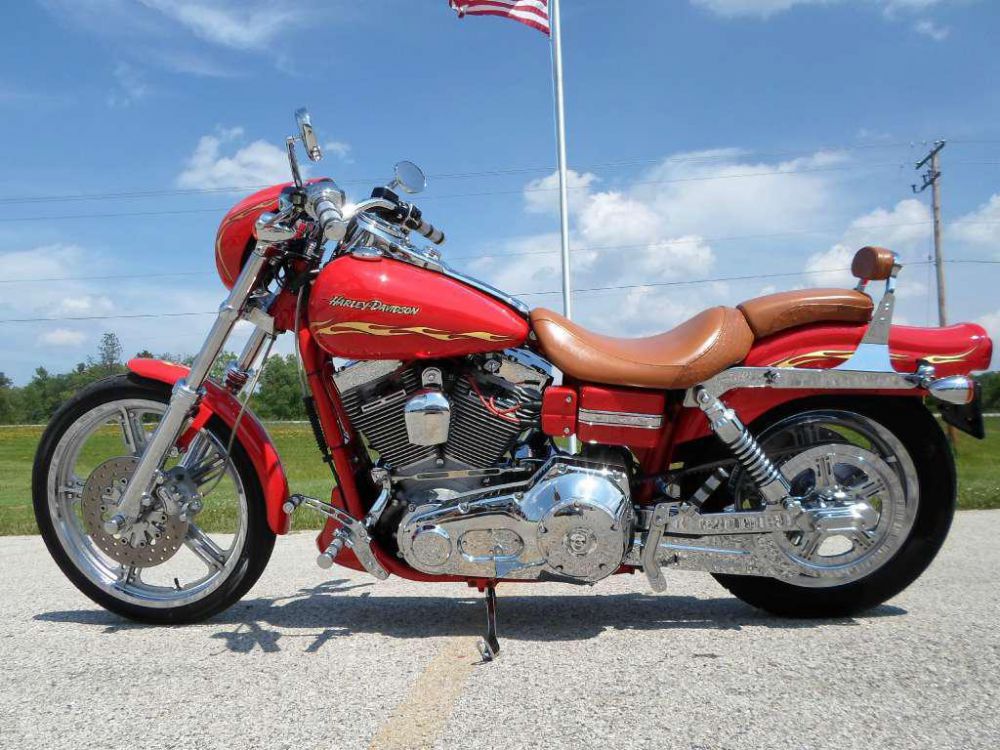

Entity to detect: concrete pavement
[2,511,998,750]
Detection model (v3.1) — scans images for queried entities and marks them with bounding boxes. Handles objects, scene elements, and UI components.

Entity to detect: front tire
[712,397,955,618]
[32,373,276,624]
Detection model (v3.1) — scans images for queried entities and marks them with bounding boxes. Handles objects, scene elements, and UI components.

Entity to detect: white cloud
[691,0,829,18]
[691,0,961,40]
[913,19,950,40]
[804,198,931,287]
[176,127,353,190]
[40,329,87,347]
[137,1,306,51]
[324,141,353,161]
[977,309,1000,370]
[465,146,884,337]
[637,148,850,237]
[107,62,149,107]
[523,169,599,215]
[176,127,293,190]
[691,0,954,18]
[951,194,1000,250]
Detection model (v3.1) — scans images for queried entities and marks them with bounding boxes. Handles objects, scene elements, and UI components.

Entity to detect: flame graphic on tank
[310,320,513,343]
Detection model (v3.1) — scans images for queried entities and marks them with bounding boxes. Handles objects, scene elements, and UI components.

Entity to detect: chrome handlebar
[303,182,349,242]
[301,181,446,249]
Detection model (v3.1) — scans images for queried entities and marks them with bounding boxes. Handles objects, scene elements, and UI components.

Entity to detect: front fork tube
[106,244,273,531]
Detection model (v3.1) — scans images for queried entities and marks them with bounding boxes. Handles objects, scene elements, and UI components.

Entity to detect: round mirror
[393,161,426,195]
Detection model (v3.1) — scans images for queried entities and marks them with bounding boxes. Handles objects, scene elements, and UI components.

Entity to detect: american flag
[450,1,550,35]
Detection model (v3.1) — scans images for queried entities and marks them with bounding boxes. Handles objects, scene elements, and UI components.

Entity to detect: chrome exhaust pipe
[927,375,976,405]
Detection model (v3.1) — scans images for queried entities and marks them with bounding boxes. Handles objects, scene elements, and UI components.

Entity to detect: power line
[0,161,918,225]
[0,311,217,324]
[8,218,1000,286]
[0,140,931,207]
[9,259,994,324]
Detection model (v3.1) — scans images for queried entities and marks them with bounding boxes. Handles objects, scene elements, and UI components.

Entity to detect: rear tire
[32,373,276,624]
[712,397,955,618]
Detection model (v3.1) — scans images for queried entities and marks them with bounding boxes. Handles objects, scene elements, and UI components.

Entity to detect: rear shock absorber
[693,387,791,506]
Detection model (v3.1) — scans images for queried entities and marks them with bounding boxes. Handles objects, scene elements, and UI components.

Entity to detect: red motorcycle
[34,110,992,659]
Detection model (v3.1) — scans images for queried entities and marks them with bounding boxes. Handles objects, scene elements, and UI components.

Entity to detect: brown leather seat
[738,289,873,339]
[530,306,754,390]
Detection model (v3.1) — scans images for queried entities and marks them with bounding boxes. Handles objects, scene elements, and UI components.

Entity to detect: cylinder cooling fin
[332,352,548,477]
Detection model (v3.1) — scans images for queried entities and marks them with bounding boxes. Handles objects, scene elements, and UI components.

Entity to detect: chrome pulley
[774,444,903,575]
[722,410,919,587]
[81,456,189,568]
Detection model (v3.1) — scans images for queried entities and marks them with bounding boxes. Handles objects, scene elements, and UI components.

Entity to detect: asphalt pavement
[2,511,999,750]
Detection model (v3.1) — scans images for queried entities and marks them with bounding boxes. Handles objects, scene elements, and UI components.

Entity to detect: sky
[1,0,999,384]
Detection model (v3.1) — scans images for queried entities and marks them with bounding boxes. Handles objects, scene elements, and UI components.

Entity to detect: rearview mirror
[295,108,323,162]
[392,161,426,195]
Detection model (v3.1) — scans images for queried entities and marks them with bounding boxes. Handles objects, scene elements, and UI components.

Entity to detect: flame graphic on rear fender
[771,346,974,369]
[310,320,512,343]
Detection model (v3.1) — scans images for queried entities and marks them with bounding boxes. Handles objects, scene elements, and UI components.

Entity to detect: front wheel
[32,373,276,624]
[710,398,956,618]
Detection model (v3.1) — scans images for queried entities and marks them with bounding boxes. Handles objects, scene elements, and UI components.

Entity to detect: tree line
[1,332,998,425]
[0,333,307,424]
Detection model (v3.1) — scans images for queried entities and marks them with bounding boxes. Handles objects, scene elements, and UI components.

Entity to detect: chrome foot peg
[316,532,347,570]
[285,493,389,580]
[476,585,501,663]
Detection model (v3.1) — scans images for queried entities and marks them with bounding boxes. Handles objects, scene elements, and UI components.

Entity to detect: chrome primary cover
[396,457,633,582]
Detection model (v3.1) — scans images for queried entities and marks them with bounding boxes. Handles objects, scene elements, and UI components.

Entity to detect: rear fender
[126,358,291,535]
[671,321,992,445]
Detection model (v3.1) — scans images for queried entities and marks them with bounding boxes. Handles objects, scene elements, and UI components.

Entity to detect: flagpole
[549,0,577,452]
[550,0,572,322]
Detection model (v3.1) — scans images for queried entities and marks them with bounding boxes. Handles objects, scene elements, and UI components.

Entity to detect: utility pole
[912,140,947,326]
[912,140,957,449]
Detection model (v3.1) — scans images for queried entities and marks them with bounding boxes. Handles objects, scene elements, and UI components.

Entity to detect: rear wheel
[708,398,955,617]
[32,374,276,624]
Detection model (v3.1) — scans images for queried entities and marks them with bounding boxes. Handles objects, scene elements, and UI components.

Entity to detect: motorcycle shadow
[35,578,906,654]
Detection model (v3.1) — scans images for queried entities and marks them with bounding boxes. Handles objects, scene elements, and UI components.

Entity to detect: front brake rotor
[81,456,189,568]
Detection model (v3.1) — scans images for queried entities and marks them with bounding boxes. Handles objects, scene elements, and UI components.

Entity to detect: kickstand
[476,585,500,663]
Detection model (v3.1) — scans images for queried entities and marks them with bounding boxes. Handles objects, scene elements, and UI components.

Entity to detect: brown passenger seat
[530,306,754,389]
[738,288,873,339]
[737,246,893,338]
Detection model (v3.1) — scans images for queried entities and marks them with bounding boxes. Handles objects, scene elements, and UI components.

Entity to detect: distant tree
[0,372,14,423]
[253,355,306,420]
[210,350,240,383]
[978,372,1000,411]
[135,349,155,359]
[95,332,123,375]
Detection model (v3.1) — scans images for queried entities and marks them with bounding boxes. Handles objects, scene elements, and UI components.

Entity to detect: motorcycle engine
[333,351,635,582]
[334,350,550,494]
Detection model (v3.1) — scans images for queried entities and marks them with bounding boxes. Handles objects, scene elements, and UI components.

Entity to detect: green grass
[2,418,998,535]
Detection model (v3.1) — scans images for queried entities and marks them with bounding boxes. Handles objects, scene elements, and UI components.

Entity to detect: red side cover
[577,386,666,449]
[541,386,577,437]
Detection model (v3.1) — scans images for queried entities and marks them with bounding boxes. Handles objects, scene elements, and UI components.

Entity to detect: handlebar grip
[414,218,445,245]
[314,198,348,242]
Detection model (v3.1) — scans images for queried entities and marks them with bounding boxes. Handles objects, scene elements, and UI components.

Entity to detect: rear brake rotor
[81,456,189,568]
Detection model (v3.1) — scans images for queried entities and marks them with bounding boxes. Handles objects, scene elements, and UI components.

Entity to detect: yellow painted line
[369,637,478,750]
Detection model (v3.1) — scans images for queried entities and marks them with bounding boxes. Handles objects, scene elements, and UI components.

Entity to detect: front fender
[127,358,291,535]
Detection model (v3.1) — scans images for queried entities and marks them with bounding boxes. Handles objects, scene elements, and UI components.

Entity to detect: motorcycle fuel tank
[308,255,529,359]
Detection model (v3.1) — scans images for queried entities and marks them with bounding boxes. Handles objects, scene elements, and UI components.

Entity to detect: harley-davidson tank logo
[311,320,512,343]
[328,295,420,316]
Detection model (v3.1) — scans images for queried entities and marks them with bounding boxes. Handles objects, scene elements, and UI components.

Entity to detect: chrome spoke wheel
[45,397,250,609]
[729,410,919,588]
